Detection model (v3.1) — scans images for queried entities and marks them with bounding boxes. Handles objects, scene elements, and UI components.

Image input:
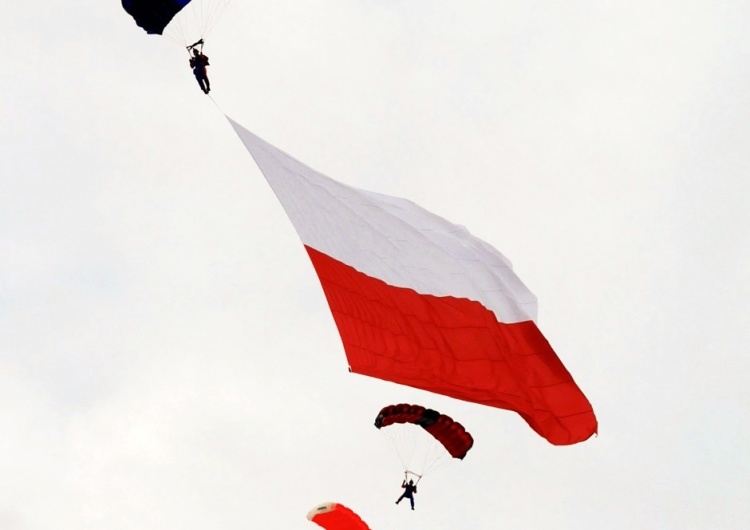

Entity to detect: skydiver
[189,47,211,94]
[395,478,417,510]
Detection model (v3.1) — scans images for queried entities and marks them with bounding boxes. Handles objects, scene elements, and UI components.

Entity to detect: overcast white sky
[2,1,749,528]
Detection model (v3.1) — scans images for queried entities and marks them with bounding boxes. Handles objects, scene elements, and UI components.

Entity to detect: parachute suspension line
[419,444,451,477]
[411,430,440,477]
[201,0,232,40]
[403,424,420,471]
[185,0,205,43]
[399,418,424,469]
[380,421,453,480]
[155,0,231,48]
[162,18,189,49]
[382,426,409,472]
[183,0,231,45]
[164,5,192,49]
[383,423,421,473]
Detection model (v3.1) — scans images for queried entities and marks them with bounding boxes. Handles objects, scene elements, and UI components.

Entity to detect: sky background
[3,1,750,528]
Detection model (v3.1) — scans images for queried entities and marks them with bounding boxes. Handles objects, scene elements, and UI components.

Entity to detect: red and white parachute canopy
[307,502,371,530]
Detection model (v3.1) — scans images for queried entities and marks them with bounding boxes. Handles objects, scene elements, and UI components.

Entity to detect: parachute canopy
[307,503,371,530]
[122,0,192,34]
[228,117,597,446]
[375,404,472,478]
[375,404,473,460]
[122,0,230,47]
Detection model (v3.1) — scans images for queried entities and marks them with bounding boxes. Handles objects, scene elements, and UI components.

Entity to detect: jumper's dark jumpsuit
[396,480,417,510]
[190,52,210,94]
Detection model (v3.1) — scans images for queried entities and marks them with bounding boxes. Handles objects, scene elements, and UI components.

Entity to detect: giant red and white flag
[229,118,597,445]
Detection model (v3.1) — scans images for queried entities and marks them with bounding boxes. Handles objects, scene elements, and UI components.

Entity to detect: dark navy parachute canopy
[122,0,192,35]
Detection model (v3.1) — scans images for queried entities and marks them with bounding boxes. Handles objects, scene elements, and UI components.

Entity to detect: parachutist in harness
[395,477,418,510]
[187,39,210,94]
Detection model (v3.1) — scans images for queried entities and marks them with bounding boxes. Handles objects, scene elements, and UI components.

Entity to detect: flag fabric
[229,117,597,445]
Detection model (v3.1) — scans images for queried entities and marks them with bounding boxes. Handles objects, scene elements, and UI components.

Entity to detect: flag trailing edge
[228,117,597,445]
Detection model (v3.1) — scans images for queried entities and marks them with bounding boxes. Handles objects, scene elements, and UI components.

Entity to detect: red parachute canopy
[307,503,371,530]
[375,404,474,460]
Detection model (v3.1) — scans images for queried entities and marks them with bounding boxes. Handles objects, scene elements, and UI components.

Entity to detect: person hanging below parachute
[375,404,474,460]
[122,0,229,93]
[375,403,473,504]
[188,39,211,94]
[395,476,418,510]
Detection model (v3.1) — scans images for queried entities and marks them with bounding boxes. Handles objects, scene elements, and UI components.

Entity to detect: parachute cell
[307,503,371,530]
[375,404,473,460]
[122,0,192,35]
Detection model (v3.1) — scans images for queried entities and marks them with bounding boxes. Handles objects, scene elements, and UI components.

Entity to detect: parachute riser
[186,38,204,54]
[404,470,423,485]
